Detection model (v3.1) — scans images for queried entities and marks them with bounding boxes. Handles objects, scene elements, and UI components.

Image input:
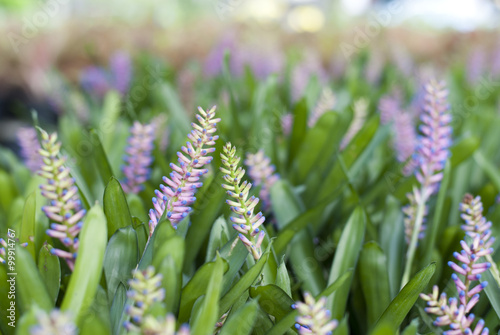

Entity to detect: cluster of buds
[17,127,43,173]
[30,309,77,335]
[420,194,493,335]
[141,314,190,335]
[38,130,86,271]
[148,106,219,235]
[221,143,266,260]
[244,150,279,211]
[308,87,336,128]
[124,266,165,332]
[122,121,156,194]
[292,292,338,335]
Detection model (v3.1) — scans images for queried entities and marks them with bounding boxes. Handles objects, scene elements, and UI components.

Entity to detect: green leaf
[191,256,225,335]
[374,263,436,333]
[359,242,391,328]
[219,300,259,335]
[61,204,108,325]
[110,283,127,335]
[275,260,292,297]
[474,150,500,191]
[155,83,191,141]
[205,216,230,262]
[287,98,308,166]
[483,269,500,319]
[20,192,36,260]
[100,91,121,152]
[90,129,114,185]
[16,245,53,312]
[184,173,225,271]
[249,284,294,321]
[103,227,138,305]
[327,206,366,319]
[270,180,325,295]
[37,243,61,305]
[103,177,133,239]
[219,245,271,316]
[178,258,229,324]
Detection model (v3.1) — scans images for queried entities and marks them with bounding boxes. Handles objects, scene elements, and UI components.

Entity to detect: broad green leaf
[103,177,133,239]
[103,227,138,304]
[359,242,391,328]
[37,243,60,305]
[219,300,258,335]
[287,98,308,167]
[61,204,108,325]
[474,150,500,191]
[178,259,229,324]
[249,284,294,322]
[90,129,114,185]
[100,91,121,152]
[401,319,419,335]
[219,245,271,317]
[374,263,436,333]
[110,283,127,335]
[16,246,53,312]
[20,192,36,260]
[184,173,226,272]
[483,269,500,320]
[0,170,15,212]
[327,206,366,318]
[275,261,292,297]
[205,216,230,263]
[79,286,111,335]
[191,256,225,335]
[271,180,325,295]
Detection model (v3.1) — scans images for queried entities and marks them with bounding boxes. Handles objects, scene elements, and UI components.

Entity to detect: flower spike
[123,266,165,332]
[148,106,219,235]
[141,314,190,335]
[293,292,338,335]
[244,150,279,211]
[38,129,85,271]
[121,121,156,194]
[30,309,77,335]
[221,142,266,260]
[17,127,43,173]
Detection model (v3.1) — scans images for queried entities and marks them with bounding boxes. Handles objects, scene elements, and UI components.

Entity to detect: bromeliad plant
[3,42,500,335]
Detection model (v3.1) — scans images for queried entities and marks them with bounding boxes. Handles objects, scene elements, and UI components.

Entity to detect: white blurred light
[287,5,325,32]
[341,0,371,16]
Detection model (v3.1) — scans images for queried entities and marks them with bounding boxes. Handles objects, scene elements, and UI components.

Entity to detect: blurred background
[0,0,499,148]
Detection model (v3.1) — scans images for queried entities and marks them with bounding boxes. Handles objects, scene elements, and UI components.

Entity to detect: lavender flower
[291,53,327,103]
[340,98,368,150]
[110,51,132,95]
[292,292,338,335]
[364,51,385,85]
[393,111,418,176]
[0,238,6,264]
[152,114,169,153]
[492,45,500,78]
[30,309,77,335]
[17,127,43,173]
[122,121,156,194]
[123,266,165,332]
[308,88,336,128]
[148,107,219,234]
[245,150,279,211]
[466,49,486,85]
[141,314,190,335]
[378,93,401,125]
[281,113,293,136]
[221,143,266,260]
[38,130,86,271]
[401,79,452,287]
[420,194,494,335]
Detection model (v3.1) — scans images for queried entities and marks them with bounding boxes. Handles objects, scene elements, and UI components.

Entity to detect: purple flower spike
[378,92,402,125]
[420,194,494,335]
[221,143,267,260]
[308,88,336,128]
[17,127,43,173]
[124,266,165,332]
[80,66,111,98]
[121,121,156,194]
[110,51,132,95]
[294,292,338,335]
[245,150,279,211]
[148,106,219,235]
[402,79,452,287]
[38,129,85,271]
[393,111,418,176]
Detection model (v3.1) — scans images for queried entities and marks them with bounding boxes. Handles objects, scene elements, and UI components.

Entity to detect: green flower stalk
[221,143,266,260]
[30,309,77,335]
[38,130,86,271]
[292,292,338,335]
[124,266,165,332]
[141,314,190,335]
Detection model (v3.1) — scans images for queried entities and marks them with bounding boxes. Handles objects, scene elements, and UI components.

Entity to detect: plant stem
[401,190,428,288]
